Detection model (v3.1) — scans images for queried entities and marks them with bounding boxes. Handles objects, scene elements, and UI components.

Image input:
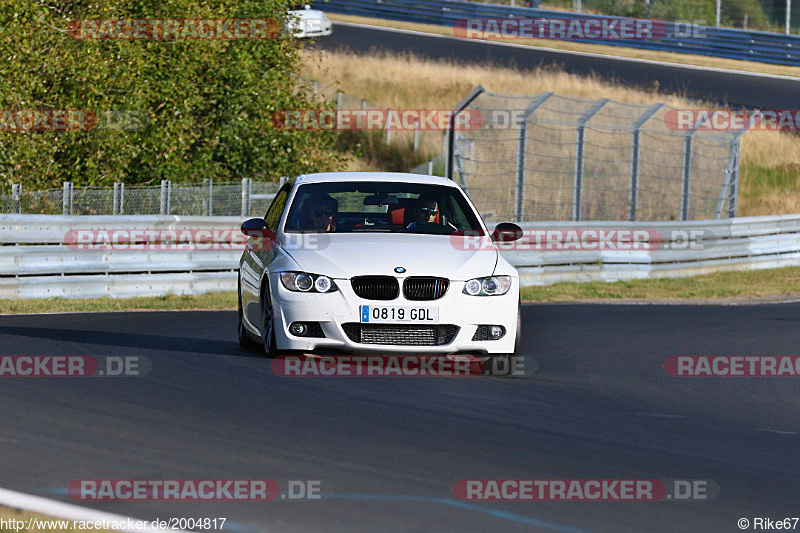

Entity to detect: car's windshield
[284,182,485,235]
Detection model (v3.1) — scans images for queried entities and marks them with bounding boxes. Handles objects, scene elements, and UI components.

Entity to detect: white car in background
[286,5,333,38]
[237,172,524,375]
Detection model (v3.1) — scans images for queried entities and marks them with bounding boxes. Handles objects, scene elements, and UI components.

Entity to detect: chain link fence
[447,87,749,224]
[0,179,281,218]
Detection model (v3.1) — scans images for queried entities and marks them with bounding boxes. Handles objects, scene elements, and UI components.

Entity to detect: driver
[406,195,438,231]
[302,193,337,232]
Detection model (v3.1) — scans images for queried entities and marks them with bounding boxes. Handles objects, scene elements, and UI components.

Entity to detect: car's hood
[280,233,498,280]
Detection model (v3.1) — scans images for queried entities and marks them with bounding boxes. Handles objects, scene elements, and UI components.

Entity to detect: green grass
[0,292,238,314]
[521,266,800,302]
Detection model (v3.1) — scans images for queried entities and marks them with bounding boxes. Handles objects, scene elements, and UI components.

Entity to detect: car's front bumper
[270,274,519,355]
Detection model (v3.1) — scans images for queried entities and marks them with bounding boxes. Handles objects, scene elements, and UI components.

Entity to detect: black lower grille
[403,277,449,300]
[351,276,399,300]
[342,323,458,346]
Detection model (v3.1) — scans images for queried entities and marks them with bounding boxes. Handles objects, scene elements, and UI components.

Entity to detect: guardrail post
[62,182,73,215]
[241,178,252,218]
[427,160,433,175]
[446,85,485,180]
[413,119,419,154]
[514,92,553,223]
[630,103,663,221]
[574,98,609,221]
[160,180,171,215]
[11,184,21,214]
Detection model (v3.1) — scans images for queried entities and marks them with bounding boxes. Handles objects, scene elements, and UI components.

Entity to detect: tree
[0,0,342,188]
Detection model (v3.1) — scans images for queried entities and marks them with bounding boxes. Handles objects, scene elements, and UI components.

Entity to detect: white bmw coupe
[237,172,523,375]
[286,5,332,38]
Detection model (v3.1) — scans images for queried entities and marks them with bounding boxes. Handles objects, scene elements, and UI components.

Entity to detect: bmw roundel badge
[394,267,406,274]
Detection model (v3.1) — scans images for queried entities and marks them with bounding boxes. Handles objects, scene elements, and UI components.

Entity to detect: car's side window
[265,185,291,232]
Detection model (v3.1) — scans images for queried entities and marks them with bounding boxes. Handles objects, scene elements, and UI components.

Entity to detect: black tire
[261,281,279,358]
[238,281,260,351]
[485,301,522,377]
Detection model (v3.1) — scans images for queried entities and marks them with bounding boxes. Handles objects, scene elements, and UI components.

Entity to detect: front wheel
[238,282,260,351]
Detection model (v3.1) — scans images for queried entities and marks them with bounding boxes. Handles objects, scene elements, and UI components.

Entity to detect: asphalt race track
[317,23,800,109]
[1,304,799,532]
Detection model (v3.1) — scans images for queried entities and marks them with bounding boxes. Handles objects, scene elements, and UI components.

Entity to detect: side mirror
[492,222,523,242]
[241,218,268,235]
[241,219,277,251]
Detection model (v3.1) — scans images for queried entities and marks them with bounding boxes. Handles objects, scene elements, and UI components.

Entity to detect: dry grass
[303,48,800,216]
[329,13,800,79]
[0,505,112,532]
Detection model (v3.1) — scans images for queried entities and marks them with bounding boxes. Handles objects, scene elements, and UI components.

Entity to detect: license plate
[360,305,439,324]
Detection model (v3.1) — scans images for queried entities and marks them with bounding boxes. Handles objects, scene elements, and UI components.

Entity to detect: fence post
[62,182,73,215]
[113,182,123,215]
[681,134,693,221]
[574,99,609,221]
[202,178,214,216]
[11,184,21,214]
[386,107,392,144]
[413,119,419,154]
[515,92,553,223]
[446,85,485,180]
[427,160,433,175]
[241,178,252,218]
[728,138,742,218]
[630,103,663,221]
[160,180,171,215]
[336,91,342,127]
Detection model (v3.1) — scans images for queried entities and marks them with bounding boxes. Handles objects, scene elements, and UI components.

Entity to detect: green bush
[0,0,344,189]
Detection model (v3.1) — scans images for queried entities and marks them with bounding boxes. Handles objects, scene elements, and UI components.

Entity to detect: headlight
[280,272,338,293]
[462,276,512,296]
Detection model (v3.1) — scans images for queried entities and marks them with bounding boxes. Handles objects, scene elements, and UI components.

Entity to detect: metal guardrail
[315,0,800,66]
[3,214,800,299]
[509,215,800,285]
[0,215,242,299]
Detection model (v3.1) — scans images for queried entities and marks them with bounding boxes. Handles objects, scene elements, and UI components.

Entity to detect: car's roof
[295,172,458,187]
